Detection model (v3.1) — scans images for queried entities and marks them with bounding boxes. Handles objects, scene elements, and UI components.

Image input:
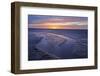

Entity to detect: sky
[28,15,88,29]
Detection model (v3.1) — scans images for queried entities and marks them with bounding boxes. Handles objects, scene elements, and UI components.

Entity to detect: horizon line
[28,28,88,30]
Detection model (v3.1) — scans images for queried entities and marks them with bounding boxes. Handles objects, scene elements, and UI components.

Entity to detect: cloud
[28,15,88,29]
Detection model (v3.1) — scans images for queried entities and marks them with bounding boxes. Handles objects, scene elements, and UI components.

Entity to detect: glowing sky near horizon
[28,15,88,29]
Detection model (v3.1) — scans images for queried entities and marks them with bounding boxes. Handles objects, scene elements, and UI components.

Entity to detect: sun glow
[48,26,60,29]
[44,23,64,29]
